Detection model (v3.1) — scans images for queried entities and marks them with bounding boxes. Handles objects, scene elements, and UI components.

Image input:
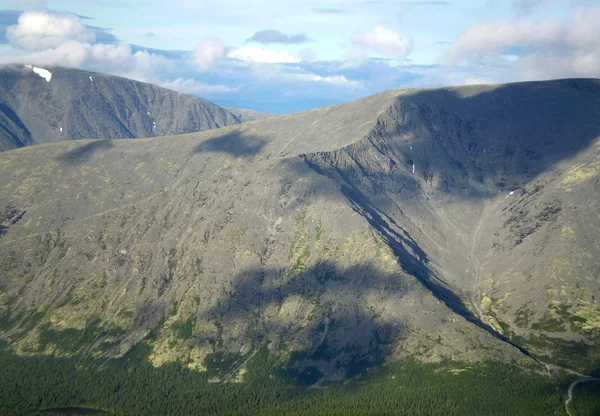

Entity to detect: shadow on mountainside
[194,130,267,158]
[196,261,411,380]
[57,140,114,164]
[384,78,600,201]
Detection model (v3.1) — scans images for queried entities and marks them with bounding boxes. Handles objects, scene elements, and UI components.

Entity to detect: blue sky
[0,0,599,113]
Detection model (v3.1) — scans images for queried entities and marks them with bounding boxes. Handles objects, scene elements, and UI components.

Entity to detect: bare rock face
[1,79,599,379]
[0,65,241,151]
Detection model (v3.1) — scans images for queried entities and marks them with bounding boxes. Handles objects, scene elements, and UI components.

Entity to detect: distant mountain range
[0,65,244,151]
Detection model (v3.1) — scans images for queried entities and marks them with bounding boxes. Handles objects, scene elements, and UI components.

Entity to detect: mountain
[0,65,241,151]
[1,78,599,384]
[223,107,274,122]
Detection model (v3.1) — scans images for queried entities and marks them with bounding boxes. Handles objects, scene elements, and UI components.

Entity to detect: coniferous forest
[1,340,598,416]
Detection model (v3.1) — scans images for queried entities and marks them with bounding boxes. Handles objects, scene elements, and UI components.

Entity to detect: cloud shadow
[57,140,114,164]
[193,130,267,158]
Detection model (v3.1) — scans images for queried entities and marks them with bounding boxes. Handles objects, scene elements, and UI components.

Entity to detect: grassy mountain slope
[0,79,599,380]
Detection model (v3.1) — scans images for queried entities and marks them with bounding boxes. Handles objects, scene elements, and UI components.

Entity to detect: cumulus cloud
[7,8,94,50]
[292,73,362,87]
[227,46,301,63]
[161,77,239,95]
[0,41,172,79]
[193,37,226,70]
[246,29,310,44]
[1,9,172,84]
[347,26,412,60]
[447,6,600,79]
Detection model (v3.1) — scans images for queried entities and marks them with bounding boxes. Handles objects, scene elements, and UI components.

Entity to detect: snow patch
[147,111,150,115]
[59,127,62,133]
[509,191,515,196]
[25,65,52,82]
[412,163,415,174]
[410,145,413,150]
[89,76,93,82]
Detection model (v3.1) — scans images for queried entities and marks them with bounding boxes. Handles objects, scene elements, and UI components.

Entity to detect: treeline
[0,341,580,415]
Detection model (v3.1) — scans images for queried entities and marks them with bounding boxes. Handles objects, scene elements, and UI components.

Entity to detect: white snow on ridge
[24,65,52,82]
[412,163,415,174]
[89,76,93,82]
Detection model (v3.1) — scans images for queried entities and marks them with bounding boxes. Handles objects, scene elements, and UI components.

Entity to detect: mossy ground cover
[0,341,583,416]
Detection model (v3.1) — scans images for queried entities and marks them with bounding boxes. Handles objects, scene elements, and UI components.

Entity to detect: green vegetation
[288,245,310,278]
[511,332,600,376]
[0,340,583,416]
[515,305,534,328]
[204,351,245,378]
[37,319,124,354]
[570,381,600,416]
[531,311,567,332]
[0,310,45,335]
[171,318,194,340]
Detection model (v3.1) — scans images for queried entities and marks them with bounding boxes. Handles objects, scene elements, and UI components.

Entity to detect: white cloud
[293,73,360,87]
[0,42,173,84]
[7,9,94,51]
[347,26,412,60]
[193,37,226,70]
[161,77,239,95]
[447,7,600,80]
[1,9,174,83]
[227,46,301,63]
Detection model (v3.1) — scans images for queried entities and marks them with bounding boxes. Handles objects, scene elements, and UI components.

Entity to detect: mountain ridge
[0,65,242,151]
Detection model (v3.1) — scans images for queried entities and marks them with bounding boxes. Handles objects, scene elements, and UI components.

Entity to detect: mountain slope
[1,79,599,379]
[0,65,240,151]
[223,107,274,122]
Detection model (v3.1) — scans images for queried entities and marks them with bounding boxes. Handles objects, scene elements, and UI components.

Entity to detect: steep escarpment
[0,79,599,380]
[0,65,240,151]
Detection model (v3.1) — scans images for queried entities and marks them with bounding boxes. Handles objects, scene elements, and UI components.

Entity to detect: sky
[0,0,599,113]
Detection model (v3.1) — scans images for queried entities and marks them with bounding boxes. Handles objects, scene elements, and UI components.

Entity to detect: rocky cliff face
[0,65,240,151]
[1,79,599,379]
